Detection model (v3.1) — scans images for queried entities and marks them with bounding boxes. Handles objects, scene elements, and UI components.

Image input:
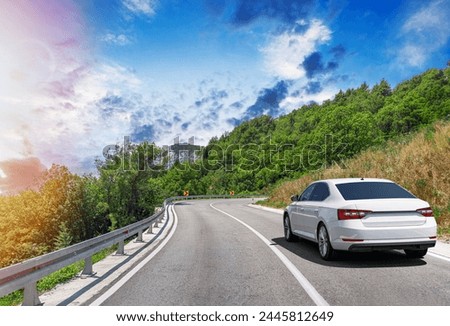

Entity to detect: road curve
[99,199,450,306]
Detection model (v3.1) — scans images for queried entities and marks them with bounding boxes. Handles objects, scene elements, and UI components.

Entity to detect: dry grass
[264,121,450,240]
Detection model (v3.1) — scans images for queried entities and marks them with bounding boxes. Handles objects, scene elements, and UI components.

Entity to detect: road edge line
[210,202,329,306]
[247,203,284,214]
[428,252,450,263]
[90,204,179,306]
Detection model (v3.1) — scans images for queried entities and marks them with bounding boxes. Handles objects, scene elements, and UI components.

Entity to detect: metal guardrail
[0,194,262,305]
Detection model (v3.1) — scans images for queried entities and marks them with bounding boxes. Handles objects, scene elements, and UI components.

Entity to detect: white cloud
[123,0,157,16]
[101,33,132,46]
[402,0,449,39]
[280,84,338,112]
[35,63,144,171]
[396,0,450,67]
[261,19,332,80]
[398,45,427,67]
[0,43,145,173]
[0,0,90,164]
[147,77,252,147]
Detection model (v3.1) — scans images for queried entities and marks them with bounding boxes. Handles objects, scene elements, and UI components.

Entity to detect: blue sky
[0,0,449,177]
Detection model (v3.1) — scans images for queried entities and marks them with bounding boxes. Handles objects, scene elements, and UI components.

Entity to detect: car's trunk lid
[353,198,429,227]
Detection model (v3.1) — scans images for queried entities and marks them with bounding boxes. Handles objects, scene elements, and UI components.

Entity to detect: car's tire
[317,224,334,260]
[404,248,428,258]
[284,215,298,242]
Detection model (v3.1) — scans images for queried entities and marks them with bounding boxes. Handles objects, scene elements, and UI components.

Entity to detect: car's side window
[309,182,330,201]
[299,184,315,201]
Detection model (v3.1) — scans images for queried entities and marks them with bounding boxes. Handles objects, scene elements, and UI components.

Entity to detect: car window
[299,184,315,201]
[309,182,330,201]
[336,182,416,200]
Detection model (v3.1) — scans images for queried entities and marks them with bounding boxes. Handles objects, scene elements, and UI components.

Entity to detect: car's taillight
[416,207,433,217]
[338,209,372,220]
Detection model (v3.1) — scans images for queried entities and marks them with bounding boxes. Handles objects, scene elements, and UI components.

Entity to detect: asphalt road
[100,199,450,306]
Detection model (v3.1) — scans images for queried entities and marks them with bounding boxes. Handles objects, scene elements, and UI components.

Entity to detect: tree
[54,222,73,249]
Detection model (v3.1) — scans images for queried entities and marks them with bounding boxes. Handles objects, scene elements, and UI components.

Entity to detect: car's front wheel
[284,215,298,242]
[318,224,334,260]
[404,248,428,258]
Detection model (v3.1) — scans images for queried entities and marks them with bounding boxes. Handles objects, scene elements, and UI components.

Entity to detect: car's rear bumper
[328,219,437,251]
[347,240,436,252]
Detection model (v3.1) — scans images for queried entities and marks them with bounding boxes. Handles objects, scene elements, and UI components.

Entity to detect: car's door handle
[299,207,304,211]
[314,209,319,212]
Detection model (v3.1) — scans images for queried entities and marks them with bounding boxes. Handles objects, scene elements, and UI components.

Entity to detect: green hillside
[201,67,450,193]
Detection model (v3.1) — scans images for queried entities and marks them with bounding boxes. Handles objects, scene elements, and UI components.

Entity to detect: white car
[283,178,437,260]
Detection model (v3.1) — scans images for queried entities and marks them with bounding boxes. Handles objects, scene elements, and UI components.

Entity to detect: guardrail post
[117,240,125,255]
[23,282,41,306]
[136,230,143,242]
[146,224,153,234]
[81,256,94,276]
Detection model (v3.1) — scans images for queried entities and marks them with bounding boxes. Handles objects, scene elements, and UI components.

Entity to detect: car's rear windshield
[336,182,416,200]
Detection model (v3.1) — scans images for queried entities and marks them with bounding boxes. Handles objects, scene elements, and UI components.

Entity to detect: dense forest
[0,67,449,267]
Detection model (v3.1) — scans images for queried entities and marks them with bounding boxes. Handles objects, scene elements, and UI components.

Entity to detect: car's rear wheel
[404,248,428,258]
[318,224,334,260]
[284,215,298,242]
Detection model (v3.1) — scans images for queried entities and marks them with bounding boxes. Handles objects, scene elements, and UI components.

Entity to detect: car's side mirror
[290,194,299,202]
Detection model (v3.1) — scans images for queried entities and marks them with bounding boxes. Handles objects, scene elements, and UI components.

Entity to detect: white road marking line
[247,203,284,214]
[210,202,329,306]
[90,205,179,306]
[428,252,450,263]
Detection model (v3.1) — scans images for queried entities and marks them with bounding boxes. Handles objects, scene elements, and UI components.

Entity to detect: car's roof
[317,178,394,185]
